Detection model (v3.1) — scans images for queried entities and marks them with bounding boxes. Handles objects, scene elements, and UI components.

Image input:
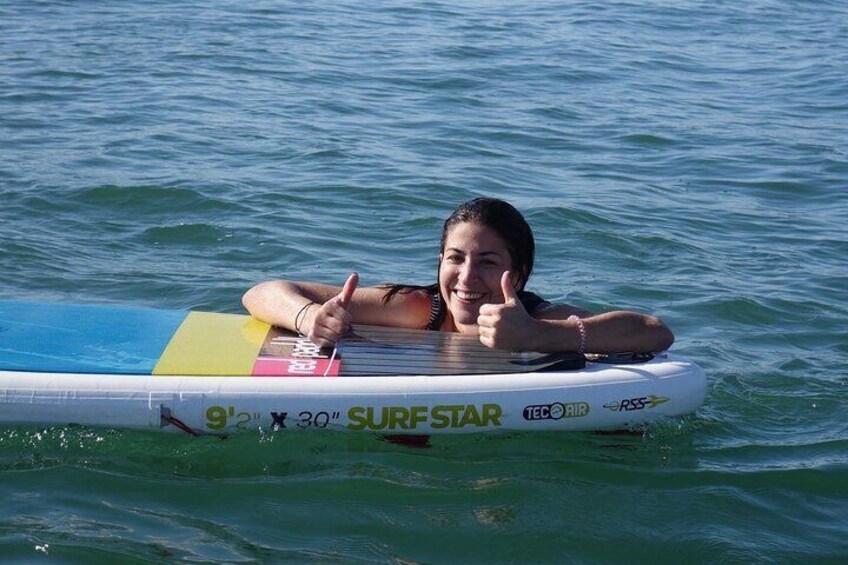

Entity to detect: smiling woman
[242,198,674,354]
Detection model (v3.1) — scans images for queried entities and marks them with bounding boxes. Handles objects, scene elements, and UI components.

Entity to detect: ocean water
[1,0,846,562]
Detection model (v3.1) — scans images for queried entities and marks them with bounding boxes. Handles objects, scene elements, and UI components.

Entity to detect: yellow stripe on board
[153,312,270,376]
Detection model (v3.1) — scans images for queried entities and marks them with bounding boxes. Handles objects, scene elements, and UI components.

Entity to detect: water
[1,0,846,562]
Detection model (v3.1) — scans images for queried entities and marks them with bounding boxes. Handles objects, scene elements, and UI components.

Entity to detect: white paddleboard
[0,300,706,434]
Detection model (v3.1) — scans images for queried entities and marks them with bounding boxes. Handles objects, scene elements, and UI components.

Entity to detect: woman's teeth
[455,290,484,301]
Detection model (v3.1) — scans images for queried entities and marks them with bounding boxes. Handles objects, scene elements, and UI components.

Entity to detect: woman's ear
[511,270,524,291]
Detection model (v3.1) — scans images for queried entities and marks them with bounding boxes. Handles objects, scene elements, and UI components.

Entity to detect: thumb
[337,272,359,308]
[501,271,518,304]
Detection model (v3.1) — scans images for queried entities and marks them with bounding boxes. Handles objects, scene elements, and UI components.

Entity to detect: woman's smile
[453,289,485,302]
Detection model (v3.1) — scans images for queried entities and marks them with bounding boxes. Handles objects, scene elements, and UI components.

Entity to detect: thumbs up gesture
[477,271,537,350]
[307,273,358,347]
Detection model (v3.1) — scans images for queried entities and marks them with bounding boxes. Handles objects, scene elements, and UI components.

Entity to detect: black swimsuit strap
[426,289,446,331]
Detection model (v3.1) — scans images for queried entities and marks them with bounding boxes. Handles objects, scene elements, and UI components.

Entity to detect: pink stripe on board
[252,357,341,377]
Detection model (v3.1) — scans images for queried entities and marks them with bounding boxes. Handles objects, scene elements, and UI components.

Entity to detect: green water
[1,0,846,562]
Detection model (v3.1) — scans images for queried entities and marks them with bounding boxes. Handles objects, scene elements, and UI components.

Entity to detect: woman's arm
[477,272,674,353]
[532,307,675,353]
[242,274,431,347]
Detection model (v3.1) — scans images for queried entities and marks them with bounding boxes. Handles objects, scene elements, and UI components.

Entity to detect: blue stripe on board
[0,300,188,374]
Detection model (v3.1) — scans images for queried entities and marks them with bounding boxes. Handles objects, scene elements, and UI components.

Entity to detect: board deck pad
[252,325,582,377]
[0,300,583,377]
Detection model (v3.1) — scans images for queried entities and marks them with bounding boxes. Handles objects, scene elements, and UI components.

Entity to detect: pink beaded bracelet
[567,315,587,355]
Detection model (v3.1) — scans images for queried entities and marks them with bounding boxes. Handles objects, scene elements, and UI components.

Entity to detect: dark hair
[382,198,535,303]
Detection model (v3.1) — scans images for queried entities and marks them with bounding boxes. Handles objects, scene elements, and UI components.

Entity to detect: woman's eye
[446,255,463,264]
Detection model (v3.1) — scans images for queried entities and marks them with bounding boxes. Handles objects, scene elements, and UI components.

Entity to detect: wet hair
[381,198,535,303]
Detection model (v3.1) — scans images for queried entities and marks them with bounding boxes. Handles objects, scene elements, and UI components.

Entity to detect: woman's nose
[458,262,478,283]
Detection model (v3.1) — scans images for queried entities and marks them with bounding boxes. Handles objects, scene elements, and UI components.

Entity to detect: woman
[243,198,674,353]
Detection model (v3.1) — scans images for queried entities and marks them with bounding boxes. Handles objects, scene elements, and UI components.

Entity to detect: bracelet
[294,301,315,335]
[567,315,587,355]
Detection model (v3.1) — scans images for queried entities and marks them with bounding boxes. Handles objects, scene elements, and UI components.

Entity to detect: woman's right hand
[304,273,358,347]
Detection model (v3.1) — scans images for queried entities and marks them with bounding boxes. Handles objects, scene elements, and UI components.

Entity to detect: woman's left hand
[477,271,540,351]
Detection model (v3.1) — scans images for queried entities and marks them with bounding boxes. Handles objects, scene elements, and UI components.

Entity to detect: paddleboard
[0,300,706,435]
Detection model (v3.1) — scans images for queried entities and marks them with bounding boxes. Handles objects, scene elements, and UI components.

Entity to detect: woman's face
[438,222,519,331]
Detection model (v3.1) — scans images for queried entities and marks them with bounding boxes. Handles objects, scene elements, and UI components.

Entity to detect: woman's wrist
[294,301,316,335]
[567,315,587,355]
[527,318,557,352]
[530,317,588,353]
